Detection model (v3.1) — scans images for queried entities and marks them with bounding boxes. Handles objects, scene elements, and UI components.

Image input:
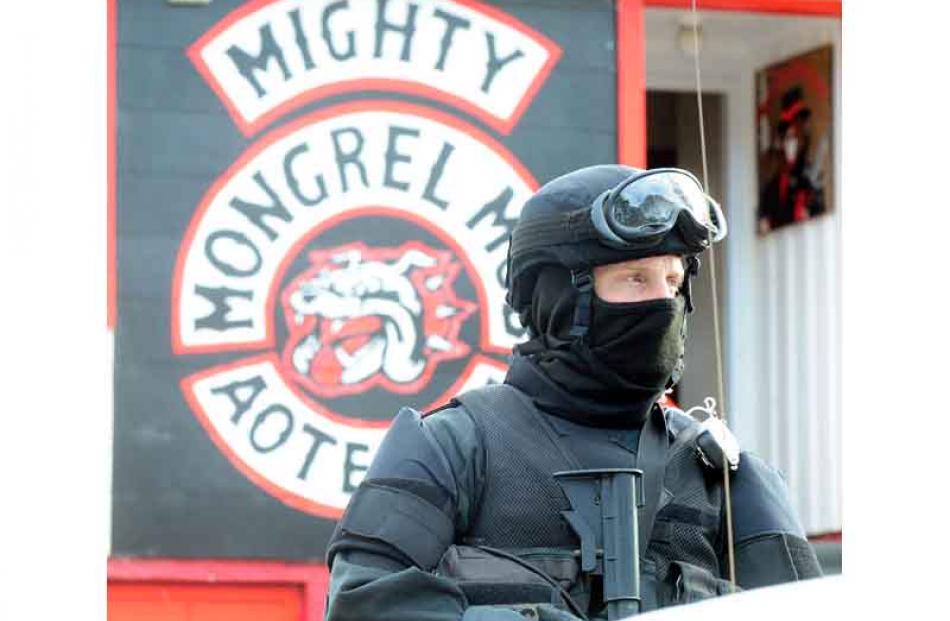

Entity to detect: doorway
[646,91,727,411]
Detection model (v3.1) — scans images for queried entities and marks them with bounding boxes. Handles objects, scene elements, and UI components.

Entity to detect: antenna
[689,0,737,589]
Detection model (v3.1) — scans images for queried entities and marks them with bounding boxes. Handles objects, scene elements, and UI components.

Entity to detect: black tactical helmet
[506,165,726,335]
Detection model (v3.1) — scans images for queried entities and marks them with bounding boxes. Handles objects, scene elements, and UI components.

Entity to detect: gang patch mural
[174,102,535,517]
[175,0,555,518]
[113,0,616,560]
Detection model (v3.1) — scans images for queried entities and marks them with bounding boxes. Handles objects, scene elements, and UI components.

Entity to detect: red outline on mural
[171,99,537,356]
[180,351,507,518]
[108,557,329,621]
[186,0,562,137]
[644,0,840,15]
[616,0,646,167]
[107,0,117,329]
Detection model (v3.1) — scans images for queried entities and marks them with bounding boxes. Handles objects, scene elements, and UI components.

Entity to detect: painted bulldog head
[279,242,477,397]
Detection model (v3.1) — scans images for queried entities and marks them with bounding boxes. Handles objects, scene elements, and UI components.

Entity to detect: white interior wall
[644,8,842,535]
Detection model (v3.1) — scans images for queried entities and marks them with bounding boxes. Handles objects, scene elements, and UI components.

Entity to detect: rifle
[554,468,644,620]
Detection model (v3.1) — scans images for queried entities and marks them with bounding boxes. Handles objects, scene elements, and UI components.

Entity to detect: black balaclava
[513,264,687,428]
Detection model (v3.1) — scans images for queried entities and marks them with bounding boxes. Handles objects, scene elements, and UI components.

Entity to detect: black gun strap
[636,405,670,558]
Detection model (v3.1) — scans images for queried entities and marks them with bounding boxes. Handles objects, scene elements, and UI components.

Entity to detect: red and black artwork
[756,45,833,235]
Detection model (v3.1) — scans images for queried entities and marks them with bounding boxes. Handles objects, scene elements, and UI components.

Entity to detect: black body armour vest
[443,384,732,614]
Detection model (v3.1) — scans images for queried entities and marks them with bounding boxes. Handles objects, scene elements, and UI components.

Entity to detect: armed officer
[325,165,822,621]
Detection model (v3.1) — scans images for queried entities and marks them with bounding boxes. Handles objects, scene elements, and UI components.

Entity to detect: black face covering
[513,266,688,428]
[589,296,686,391]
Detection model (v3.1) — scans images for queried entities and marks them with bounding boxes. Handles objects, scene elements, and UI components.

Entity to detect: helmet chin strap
[568,268,593,339]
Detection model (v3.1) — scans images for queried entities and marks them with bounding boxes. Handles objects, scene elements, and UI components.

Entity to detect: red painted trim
[171,99,538,357]
[107,0,117,329]
[186,0,561,137]
[108,557,329,621]
[808,530,842,543]
[644,0,841,17]
[616,0,647,167]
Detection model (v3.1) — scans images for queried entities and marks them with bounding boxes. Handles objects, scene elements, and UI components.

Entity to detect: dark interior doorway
[646,91,727,412]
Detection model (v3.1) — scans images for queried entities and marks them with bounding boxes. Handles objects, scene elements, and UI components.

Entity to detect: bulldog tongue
[340,334,373,355]
[333,316,383,339]
[305,315,384,386]
[309,346,343,386]
[329,315,382,356]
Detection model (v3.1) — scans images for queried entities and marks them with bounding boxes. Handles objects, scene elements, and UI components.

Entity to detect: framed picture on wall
[756,45,833,235]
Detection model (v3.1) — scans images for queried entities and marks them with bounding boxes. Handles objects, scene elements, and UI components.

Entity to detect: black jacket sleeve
[325,406,531,621]
[728,452,823,589]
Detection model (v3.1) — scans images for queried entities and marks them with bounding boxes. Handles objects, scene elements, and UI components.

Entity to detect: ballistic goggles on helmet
[509,168,727,264]
[591,168,727,249]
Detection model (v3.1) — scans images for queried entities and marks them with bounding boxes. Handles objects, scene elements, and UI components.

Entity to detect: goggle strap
[569,268,593,339]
